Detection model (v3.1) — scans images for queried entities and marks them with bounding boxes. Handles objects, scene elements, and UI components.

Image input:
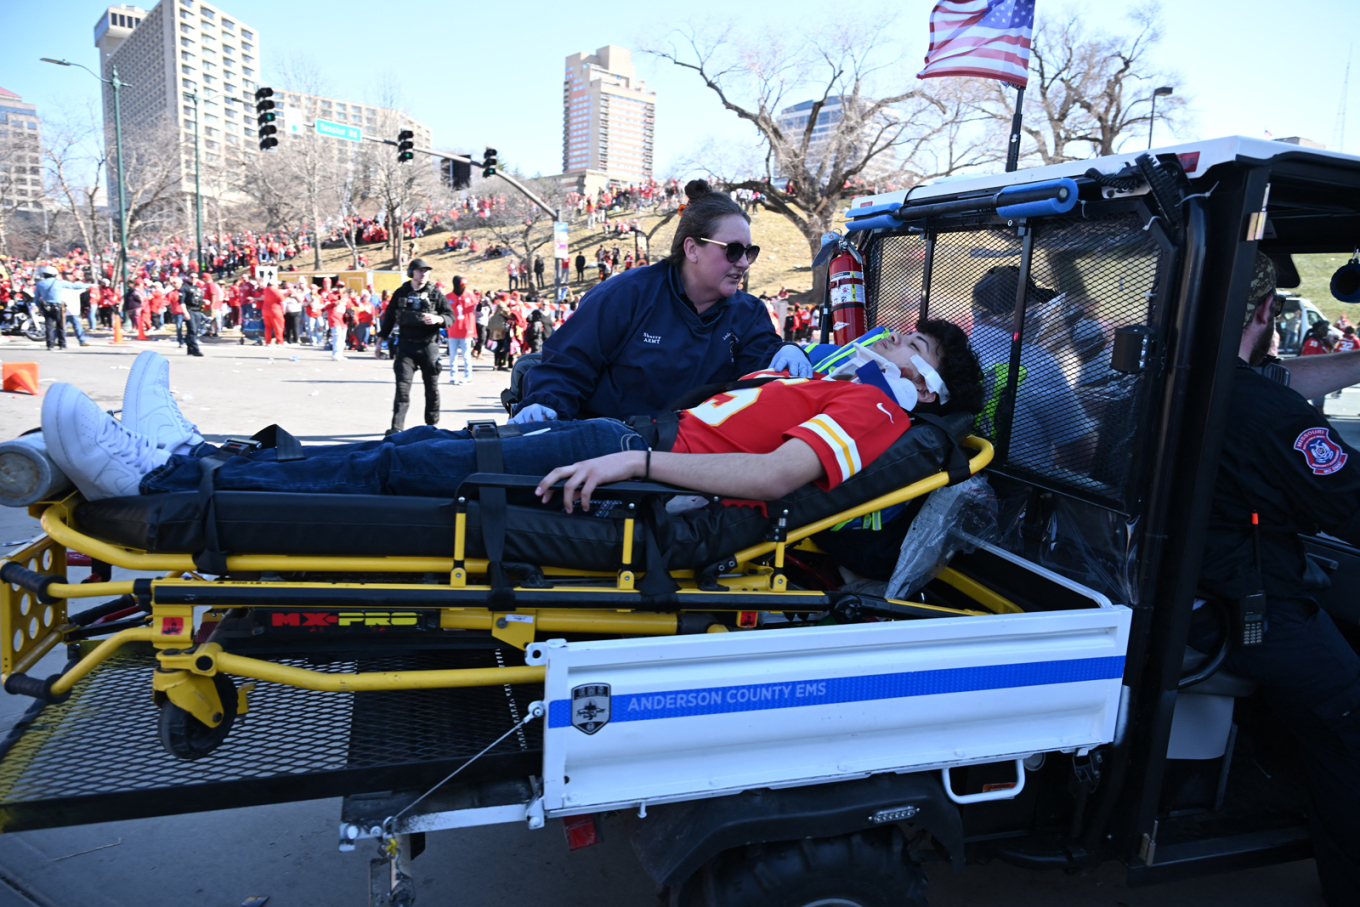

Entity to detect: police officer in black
[179,275,204,358]
[379,258,453,435]
[1197,253,1359,905]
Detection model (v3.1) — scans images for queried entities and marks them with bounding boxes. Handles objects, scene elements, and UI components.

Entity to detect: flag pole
[1005,85,1025,172]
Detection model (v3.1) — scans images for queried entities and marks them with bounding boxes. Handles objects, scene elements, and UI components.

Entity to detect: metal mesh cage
[0,644,542,830]
[867,211,1163,510]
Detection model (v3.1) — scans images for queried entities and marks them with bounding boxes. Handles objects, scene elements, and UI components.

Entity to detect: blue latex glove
[769,344,814,378]
[510,403,558,424]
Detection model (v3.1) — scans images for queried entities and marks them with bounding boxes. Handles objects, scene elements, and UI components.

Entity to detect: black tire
[158,673,237,760]
[23,322,43,342]
[680,827,928,907]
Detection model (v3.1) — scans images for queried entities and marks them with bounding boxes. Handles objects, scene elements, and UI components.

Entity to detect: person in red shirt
[1300,321,1333,357]
[445,275,477,384]
[1335,326,1359,352]
[260,278,287,347]
[46,320,984,511]
[322,287,347,360]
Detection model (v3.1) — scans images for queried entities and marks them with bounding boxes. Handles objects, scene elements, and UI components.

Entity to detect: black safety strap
[193,454,232,575]
[910,413,972,486]
[193,425,306,574]
[250,424,305,461]
[637,496,680,601]
[470,423,515,606]
[625,412,680,453]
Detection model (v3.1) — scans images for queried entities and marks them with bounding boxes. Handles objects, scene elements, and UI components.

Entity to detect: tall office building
[93,0,431,210]
[0,88,45,211]
[562,46,655,185]
[94,0,262,203]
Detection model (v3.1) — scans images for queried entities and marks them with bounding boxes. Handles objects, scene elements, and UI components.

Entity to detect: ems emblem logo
[571,684,611,735]
[1293,427,1348,476]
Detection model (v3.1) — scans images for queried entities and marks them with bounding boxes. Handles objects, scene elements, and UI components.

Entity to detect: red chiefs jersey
[1335,336,1360,352]
[672,375,911,491]
[1301,337,1330,356]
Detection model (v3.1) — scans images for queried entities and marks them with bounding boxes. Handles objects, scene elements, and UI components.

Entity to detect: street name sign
[315,118,362,143]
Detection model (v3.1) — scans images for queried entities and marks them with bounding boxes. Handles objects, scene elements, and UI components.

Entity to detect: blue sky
[2,0,1355,178]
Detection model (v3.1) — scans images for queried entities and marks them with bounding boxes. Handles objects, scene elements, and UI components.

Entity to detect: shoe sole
[123,350,166,432]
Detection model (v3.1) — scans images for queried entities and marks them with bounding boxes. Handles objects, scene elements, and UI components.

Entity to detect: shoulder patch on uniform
[1292,427,1349,476]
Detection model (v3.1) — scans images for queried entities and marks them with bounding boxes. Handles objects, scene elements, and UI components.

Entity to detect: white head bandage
[910,354,950,404]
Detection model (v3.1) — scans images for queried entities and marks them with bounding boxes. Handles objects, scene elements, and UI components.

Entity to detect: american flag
[917,0,1036,89]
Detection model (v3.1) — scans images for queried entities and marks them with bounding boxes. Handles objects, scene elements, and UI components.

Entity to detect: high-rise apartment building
[0,88,45,211]
[775,96,894,181]
[274,90,431,154]
[93,0,431,209]
[562,46,655,184]
[94,0,262,202]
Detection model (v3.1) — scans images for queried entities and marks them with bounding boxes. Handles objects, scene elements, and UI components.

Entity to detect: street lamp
[184,86,224,277]
[41,57,132,294]
[1148,86,1174,150]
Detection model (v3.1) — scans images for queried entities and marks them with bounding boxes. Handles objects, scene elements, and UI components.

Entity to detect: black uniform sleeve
[378,287,403,339]
[1270,408,1360,545]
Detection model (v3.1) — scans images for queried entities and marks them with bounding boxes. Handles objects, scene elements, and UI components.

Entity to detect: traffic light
[397,130,414,163]
[254,86,277,151]
[440,157,471,189]
[483,147,498,177]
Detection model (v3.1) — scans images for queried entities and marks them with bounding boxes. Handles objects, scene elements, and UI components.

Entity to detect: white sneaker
[123,350,204,454]
[43,383,170,501]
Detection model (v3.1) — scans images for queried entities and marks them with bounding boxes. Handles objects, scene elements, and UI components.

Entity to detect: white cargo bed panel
[531,601,1131,815]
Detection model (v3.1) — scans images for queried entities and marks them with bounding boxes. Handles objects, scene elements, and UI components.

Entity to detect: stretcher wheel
[678,827,926,907]
[158,674,237,760]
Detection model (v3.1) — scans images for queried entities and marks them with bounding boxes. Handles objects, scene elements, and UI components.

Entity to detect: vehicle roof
[850,136,1360,210]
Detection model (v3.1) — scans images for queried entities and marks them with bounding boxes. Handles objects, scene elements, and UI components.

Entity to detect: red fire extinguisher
[827,244,866,346]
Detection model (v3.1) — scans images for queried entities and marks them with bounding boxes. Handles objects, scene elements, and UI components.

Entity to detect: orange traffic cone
[2,362,40,395]
[136,312,148,341]
[110,313,127,345]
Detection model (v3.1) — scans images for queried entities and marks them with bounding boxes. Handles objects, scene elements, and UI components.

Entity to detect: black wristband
[645,448,651,480]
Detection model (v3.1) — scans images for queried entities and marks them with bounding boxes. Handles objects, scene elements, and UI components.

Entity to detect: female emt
[509,180,809,423]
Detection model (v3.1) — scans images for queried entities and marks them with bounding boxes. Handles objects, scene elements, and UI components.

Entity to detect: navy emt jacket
[517,261,783,420]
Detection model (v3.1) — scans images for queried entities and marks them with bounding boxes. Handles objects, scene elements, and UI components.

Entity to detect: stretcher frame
[1,436,993,749]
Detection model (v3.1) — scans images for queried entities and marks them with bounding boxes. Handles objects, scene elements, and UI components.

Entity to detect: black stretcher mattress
[76,414,972,572]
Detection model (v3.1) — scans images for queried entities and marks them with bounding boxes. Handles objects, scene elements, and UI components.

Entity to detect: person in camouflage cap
[1245,251,1278,327]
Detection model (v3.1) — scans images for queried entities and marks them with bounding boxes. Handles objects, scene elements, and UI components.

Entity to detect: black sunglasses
[698,237,761,265]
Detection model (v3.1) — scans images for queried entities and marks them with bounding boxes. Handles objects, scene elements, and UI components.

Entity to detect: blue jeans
[140,420,644,497]
[447,336,472,381]
[172,312,185,344]
[64,310,87,344]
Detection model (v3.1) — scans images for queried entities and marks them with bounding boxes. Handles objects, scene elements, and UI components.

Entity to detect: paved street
[0,328,1343,906]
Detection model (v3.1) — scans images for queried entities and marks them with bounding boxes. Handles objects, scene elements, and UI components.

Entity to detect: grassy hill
[310,210,1360,324]
[311,206,824,302]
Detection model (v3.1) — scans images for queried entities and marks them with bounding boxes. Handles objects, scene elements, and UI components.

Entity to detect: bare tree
[43,105,111,281]
[481,175,568,300]
[979,4,1187,165]
[116,116,192,257]
[644,21,996,275]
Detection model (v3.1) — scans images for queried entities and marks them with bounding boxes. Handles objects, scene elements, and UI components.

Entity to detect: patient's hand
[537,450,645,513]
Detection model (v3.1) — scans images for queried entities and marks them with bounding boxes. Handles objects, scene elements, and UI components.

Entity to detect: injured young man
[41,320,983,512]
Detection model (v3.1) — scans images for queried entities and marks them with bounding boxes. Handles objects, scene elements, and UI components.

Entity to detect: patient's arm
[537,439,824,514]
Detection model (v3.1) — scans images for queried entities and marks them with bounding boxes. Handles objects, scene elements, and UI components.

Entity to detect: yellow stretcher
[1,436,993,759]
